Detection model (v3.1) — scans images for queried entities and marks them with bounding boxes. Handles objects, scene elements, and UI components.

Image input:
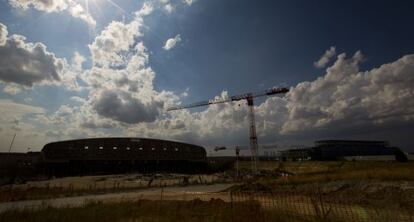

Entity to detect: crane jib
[165,86,289,175]
[166,87,289,111]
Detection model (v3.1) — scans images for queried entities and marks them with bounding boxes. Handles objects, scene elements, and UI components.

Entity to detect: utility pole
[8,133,16,153]
[235,146,240,180]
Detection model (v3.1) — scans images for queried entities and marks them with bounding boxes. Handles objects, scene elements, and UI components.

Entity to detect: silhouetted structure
[42,138,207,175]
[281,140,407,161]
[0,137,211,183]
[0,152,43,184]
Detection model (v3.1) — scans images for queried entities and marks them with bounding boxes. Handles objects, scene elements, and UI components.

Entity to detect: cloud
[66,2,96,26]
[128,51,414,150]
[0,99,44,123]
[163,34,181,50]
[314,46,336,68]
[71,51,85,71]
[180,88,189,97]
[0,23,64,87]
[83,4,178,125]
[41,102,117,138]
[0,23,7,45]
[282,52,414,137]
[70,96,86,103]
[164,3,174,13]
[3,84,22,95]
[92,89,163,123]
[88,6,152,67]
[3,0,412,152]
[8,0,96,26]
[183,0,196,6]
[0,0,189,151]
[136,2,154,16]
[8,0,67,12]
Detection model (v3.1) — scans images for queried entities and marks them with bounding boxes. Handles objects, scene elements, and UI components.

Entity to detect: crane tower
[167,87,289,174]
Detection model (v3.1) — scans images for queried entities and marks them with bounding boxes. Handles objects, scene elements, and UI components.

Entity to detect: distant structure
[280,140,408,162]
[0,152,43,184]
[42,138,207,176]
[0,137,211,184]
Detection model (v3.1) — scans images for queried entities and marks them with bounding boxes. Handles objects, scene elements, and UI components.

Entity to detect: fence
[1,187,413,221]
[156,191,414,222]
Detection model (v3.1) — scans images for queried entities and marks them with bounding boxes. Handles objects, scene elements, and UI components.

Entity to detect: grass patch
[0,185,145,202]
[239,160,414,184]
[1,197,411,222]
[0,199,301,222]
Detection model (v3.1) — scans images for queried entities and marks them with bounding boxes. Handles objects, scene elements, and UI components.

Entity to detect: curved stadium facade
[42,137,207,175]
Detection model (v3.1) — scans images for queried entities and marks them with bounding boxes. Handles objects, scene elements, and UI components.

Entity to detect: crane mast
[246,96,259,173]
[167,87,289,174]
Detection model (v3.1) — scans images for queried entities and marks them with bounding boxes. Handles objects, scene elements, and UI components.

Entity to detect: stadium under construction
[1,137,410,184]
[0,137,215,183]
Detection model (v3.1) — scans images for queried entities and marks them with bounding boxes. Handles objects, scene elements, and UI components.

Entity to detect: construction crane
[167,87,289,174]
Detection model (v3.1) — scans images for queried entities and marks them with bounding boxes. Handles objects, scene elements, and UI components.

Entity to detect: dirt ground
[0,183,234,213]
[6,173,233,190]
[2,160,414,214]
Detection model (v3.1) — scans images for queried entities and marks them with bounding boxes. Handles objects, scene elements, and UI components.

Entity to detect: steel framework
[167,87,289,174]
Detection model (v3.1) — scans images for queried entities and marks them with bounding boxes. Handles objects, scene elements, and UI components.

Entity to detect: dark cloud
[0,23,63,86]
[92,90,163,124]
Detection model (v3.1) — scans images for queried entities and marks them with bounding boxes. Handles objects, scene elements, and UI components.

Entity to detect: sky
[0,0,414,154]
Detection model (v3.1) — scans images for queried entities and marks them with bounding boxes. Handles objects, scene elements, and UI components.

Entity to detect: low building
[280,148,312,161]
[280,140,408,162]
[0,152,43,184]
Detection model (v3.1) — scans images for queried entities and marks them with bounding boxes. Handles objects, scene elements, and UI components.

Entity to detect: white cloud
[164,3,174,13]
[163,34,181,50]
[0,100,45,151]
[71,51,85,71]
[136,2,154,17]
[314,46,336,68]
[8,0,96,26]
[38,102,117,139]
[70,96,86,103]
[66,2,96,26]
[3,84,22,95]
[82,4,179,125]
[0,99,44,122]
[47,50,414,150]
[183,0,196,6]
[0,23,7,45]
[180,88,189,97]
[8,0,67,12]
[282,52,414,136]
[0,23,64,87]
[3,0,413,152]
[129,51,414,149]
[88,8,151,67]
